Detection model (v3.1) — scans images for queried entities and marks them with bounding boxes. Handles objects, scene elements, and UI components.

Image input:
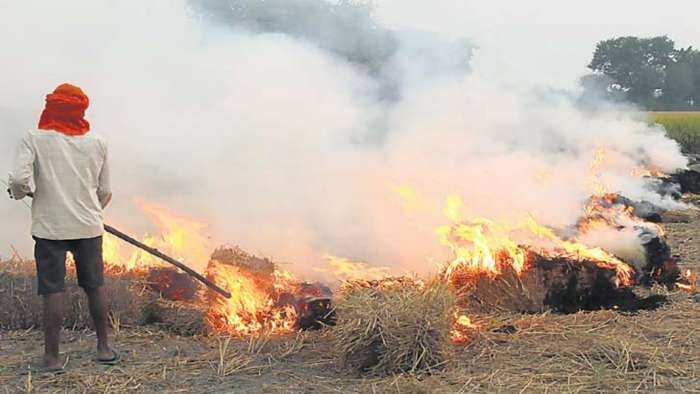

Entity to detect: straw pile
[333,277,456,376]
[0,259,207,335]
[0,260,149,330]
[450,251,663,314]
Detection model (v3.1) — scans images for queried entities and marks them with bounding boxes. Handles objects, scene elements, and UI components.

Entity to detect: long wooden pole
[103,224,231,299]
[16,190,231,299]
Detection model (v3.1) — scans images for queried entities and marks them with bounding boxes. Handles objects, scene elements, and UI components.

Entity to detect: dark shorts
[34,236,104,295]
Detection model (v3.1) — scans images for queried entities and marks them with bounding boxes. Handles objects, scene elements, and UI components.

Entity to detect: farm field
[651,112,700,154]
[1,205,698,393]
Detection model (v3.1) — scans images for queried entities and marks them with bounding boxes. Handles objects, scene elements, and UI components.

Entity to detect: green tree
[664,62,694,109]
[588,36,675,108]
[677,47,700,107]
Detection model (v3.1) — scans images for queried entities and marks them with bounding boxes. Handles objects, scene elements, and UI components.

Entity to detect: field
[0,206,699,393]
[651,112,700,154]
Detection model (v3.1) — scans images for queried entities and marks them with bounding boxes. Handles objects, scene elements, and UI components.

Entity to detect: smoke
[0,0,688,278]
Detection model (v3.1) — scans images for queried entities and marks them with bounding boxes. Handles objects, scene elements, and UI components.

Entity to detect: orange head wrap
[38,83,90,136]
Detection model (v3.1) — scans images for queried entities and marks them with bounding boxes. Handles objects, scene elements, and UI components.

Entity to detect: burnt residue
[454,251,668,315]
[535,256,627,313]
[297,297,336,330]
[534,256,667,313]
[668,169,700,194]
[639,234,681,288]
[147,268,200,301]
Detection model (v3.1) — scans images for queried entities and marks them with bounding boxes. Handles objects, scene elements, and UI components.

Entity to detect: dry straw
[0,259,206,335]
[333,277,456,376]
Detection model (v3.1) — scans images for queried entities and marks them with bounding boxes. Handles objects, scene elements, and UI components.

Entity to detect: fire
[438,218,527,278]
[102,200,212,273]
[438,196,635,287]
[677,269,698,293]
[205,249,300,336]
[630,165,668,178]
[319,255,392,282]
[579,193,665,237]
[450,312,477,344]
[588,147,612,195]
[393,184,426,212]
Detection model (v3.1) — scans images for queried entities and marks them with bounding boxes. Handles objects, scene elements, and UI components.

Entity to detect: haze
[373,0,700,90]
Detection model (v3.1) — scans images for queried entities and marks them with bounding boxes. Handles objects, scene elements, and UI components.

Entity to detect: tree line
[583,36,700,111]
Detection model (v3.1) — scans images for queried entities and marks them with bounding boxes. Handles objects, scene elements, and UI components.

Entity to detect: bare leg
[43,292,65,369]
[84,286,114,360]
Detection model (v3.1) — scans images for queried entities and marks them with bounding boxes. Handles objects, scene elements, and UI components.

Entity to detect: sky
[372,0,700,91]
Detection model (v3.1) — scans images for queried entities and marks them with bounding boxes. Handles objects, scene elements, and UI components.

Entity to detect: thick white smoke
[0,0,687,277]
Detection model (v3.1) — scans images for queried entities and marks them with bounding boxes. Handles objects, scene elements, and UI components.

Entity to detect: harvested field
[0,293,697,392]
[0,204,698,393]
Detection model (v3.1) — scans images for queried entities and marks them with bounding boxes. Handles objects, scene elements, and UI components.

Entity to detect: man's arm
[97,142,112,209]
[8,133,35,200]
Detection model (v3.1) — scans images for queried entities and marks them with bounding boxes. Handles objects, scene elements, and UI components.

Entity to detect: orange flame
[206,261,298,336]
[317,255,392,282]
[630,166,668,179]
[438,196,635,287]
[578,193,665,237]
[102,200,212,273]
[450,312,477,344]
[677,269,698,293]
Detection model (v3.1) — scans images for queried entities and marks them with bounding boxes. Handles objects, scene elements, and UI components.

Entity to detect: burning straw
[332,277,456,376]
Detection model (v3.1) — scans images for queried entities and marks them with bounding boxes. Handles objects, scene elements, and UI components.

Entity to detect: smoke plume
[0,0,687,278]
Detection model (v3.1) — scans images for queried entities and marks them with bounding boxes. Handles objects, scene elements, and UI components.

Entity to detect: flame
[578,193,665,237]
[438,217,527,278]
[206,260,298,336]
[677,269,698,293]
[318,255,392,282]
[450,312,477,344]
[393,184,426,212]
[438,196,635,287]
[102,200,212,273]
[588,147,612,196]
[631,165,668,179]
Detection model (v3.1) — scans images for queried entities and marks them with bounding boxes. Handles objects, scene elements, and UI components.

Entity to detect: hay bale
[333,278,455,376]
[450,251,663,314]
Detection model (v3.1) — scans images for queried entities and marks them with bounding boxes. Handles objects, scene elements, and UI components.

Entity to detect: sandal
[22,360,66,375]
[96,349,121,366]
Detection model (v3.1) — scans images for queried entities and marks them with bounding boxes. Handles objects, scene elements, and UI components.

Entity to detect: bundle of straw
[333,277,455,376]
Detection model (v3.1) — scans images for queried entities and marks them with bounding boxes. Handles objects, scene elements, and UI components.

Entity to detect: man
[8,83,118,373]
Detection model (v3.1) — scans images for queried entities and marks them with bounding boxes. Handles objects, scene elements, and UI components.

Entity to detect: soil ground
[1,205,698,393]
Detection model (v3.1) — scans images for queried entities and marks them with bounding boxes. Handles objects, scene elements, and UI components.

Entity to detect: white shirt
[9,129,112,240]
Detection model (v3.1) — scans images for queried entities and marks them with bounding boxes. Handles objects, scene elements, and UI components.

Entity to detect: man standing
[8,83,118,372]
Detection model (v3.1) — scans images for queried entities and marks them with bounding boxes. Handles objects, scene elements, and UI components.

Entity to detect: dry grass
[333,278,456,376]
[0,259,150,331]
[452,296,699,392]
[0,259,210,337]
[0,295,697,393]
[0,205,698,392]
